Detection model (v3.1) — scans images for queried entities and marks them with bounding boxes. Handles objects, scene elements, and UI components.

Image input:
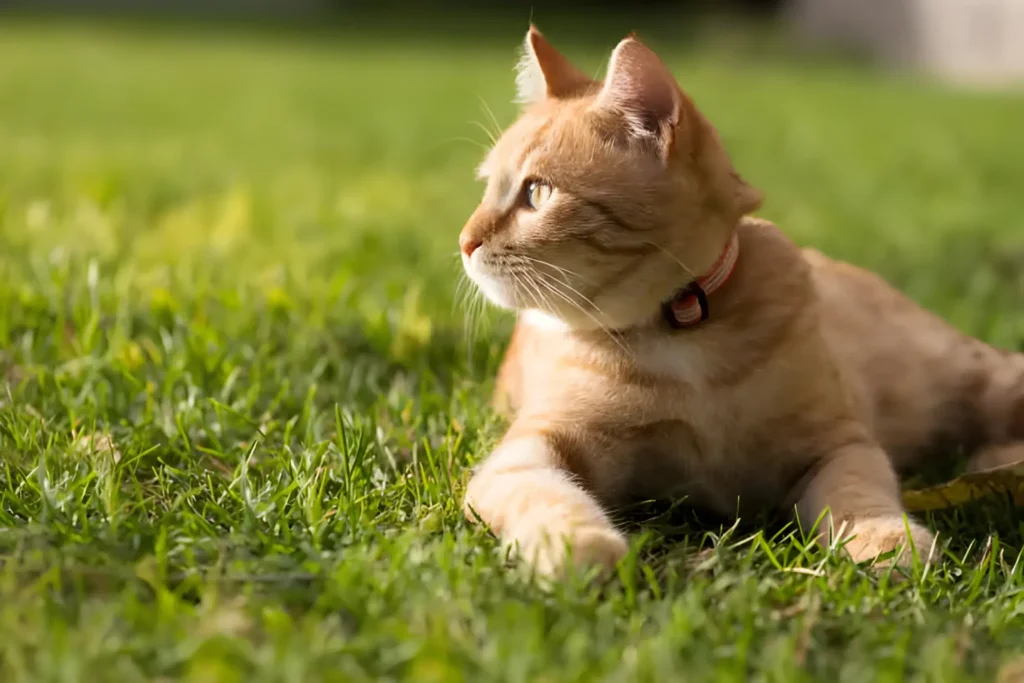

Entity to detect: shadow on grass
[617,491,1023,566]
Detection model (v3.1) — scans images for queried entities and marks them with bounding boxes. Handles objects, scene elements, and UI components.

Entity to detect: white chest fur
[520,308,571,333]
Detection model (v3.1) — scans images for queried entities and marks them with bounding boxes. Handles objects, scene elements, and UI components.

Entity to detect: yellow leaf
[72,431,122,463]
[903,460,1024,512]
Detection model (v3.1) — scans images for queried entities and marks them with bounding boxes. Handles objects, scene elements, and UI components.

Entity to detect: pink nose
[460,236,482,258]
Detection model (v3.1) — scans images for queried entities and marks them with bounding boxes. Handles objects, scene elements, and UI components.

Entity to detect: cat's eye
[524,180,552,211]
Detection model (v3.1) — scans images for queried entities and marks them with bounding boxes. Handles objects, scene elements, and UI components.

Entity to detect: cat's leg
[463,430,628,578]
[966,442,1024,473]
[968,349,1024,472]
[793,441,935,566]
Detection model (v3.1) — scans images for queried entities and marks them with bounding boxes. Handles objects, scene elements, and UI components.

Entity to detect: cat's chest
[532,332,745,432]
[628,335,743,429]
[603,339,794,510]
[517,334,796,512]
[630,334,714,388]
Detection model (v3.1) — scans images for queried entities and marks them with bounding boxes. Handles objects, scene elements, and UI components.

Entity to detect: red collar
[661,234,739,329]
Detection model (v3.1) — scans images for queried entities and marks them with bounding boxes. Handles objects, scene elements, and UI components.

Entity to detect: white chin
[464,264,520,310]
[462,255,520,309]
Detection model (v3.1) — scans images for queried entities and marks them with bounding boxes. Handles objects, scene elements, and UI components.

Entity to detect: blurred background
[0,0,1022,373]
[4,0,1023,85]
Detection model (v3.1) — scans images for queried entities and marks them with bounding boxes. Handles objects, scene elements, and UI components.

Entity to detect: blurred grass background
[0,7,1023,681]
[3,11,1022,344]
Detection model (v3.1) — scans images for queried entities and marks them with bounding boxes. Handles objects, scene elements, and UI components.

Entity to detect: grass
[1,16,1024,682]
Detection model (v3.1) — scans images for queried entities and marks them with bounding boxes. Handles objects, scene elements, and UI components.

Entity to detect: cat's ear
[597,35,762,215]
[515,25,592,105]
[594,35,682,151]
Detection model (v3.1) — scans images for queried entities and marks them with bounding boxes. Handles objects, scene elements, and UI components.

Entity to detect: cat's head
[460,27,761,331]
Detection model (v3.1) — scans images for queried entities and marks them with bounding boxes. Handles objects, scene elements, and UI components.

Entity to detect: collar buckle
[660,233,739,330]
[662,282,709,329]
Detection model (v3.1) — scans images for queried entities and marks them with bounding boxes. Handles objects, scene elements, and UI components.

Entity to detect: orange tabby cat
[459,27,1024,578]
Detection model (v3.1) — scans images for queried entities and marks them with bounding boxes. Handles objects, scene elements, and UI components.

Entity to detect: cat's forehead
[477,111,547,180]
[477,102,593,181]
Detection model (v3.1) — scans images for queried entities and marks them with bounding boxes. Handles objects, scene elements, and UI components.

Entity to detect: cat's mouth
[462,250,522,310]
[463,247,603,326]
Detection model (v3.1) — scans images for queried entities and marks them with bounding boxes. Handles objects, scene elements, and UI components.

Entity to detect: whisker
[530,271,633,357]
[533,274,630,355]
[464,285,492,369]
[512,269,545,313]
[452,257,491,369]
[520,271,562,325]
[456,275,475,361]
[643,240,698,281]
[514,255,600,289]
[526,264,604,315]
[470,290,490,367]
[476,96,504,143]
[467,120,498,147]
[452,264,474,315]
[502,256,606,323]
[433,136,492,153]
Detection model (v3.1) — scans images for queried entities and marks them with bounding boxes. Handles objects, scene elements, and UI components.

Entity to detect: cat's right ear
[515,25,592,105]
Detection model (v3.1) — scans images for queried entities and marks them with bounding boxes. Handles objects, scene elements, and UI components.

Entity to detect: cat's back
[803,247,985,466]
[803,246,968,378]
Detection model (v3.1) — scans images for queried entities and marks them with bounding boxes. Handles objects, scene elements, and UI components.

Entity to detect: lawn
[1,15,1023,682]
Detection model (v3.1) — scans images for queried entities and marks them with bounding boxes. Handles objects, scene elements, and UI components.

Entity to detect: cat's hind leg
[792,440,936,566]
[969,348,1024,472]
[463,427,628,579]
[967,442,1024,473]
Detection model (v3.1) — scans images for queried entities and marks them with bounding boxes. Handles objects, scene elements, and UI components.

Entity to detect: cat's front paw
[840,516,935,567]
[507,522,629,579]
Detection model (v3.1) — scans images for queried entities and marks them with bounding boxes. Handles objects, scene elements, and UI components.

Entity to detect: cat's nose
[460,235,483,258]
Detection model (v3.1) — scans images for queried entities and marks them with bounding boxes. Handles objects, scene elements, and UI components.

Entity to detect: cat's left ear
[515,25,592,105]
[596,36,762,214]
[594,35,682,155]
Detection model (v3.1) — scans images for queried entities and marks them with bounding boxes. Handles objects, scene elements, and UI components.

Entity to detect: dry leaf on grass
[903,460,1024,512]
[73,431,122,463]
